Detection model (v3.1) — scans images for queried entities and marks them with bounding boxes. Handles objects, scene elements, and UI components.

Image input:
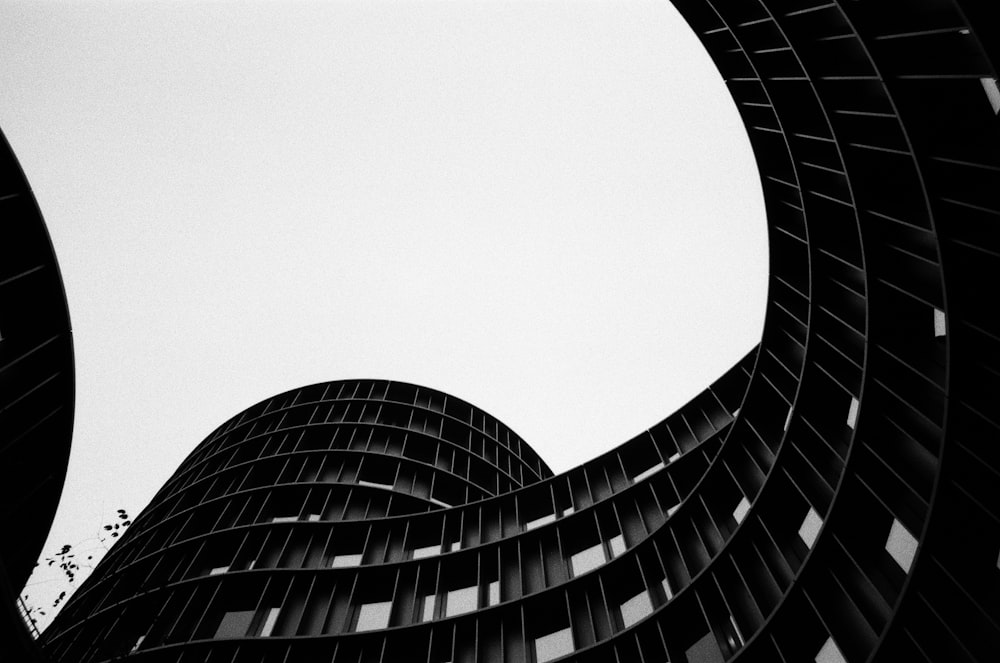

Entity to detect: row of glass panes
[208,384,539,474]
[168,412,539,506]
[105,436,699,603]
[158,359,749,541]
[153,447,480,531]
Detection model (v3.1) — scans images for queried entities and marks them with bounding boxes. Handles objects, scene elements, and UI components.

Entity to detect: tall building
[0,127,75,659]
[36,0,1000,662]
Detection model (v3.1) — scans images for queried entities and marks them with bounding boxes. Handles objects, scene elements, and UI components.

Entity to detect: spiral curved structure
[40,1,1000,662]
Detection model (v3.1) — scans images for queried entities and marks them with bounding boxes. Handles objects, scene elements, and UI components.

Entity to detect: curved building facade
[40,1,1000,662]
[0,127,75,657]
[38,361,753,662]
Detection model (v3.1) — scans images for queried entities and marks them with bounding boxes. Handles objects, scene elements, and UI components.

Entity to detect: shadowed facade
[0,128,75,659]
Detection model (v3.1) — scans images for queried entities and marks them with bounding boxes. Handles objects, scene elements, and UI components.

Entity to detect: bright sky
[1,0,766,629]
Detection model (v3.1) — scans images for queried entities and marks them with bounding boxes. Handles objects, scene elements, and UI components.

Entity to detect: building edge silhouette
[0,126,76,660]
[35,0,1000,662]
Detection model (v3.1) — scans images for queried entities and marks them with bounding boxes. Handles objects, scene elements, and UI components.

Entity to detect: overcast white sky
[2,0,766,628]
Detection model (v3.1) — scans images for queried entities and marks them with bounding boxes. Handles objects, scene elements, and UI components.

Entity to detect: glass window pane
[885,519,918,572]
[412,544,441,559]
[798,508,823,548]
[358,479,394,490]
[526,513,556,531]
[215,610,254,638]
[569,543,605,577]
[331,553,363,568]
[632,461,664,483]
[685,631,724,663]
[535,626,573,663]
[846,397,859,429]
[355,601,392,631]
[445,585,478,617]
[933,308,946,337]
[732,496,751,524]
[609,534,627,558]
[488,580,500,606]
[815,637,847,663]
[421,594,435,622]
[620,590,653,628]
[259,607,280,637]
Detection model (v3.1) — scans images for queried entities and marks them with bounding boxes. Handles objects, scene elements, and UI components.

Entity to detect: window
[359,479,394,490]
[355,600,392,631]
[632,461,665,483]
[306,513,321,522]
[798,508,823,549]
[933,308,946,337]
[130,635,145,653]
[619,590,653,628]
[661,578,673,600]
[609,534,627,558]
[784,408,793,432]
[259,607,280,637]
[732,496,751,524]
[526,513,556,531]
[412,544,441,560]
[685,631,724,663]
[885,518,918,572]
[846,397,859,429]
[331,553,363,568]
[668,452,681,463]
[420,594,436,622]
[271,515,298,523]
[445,585,478,617]
[208,565,230,576]
[815,636,847,663]
[569,543,605,577]
[487,580,500,606]
[215,610,254,638]
[981,77,1000,114]
[535,626,573,663]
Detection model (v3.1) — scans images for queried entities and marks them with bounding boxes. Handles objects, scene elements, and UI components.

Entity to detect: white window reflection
[620,590,653,628]
[355,601,392,631]
[535,626,573,663]
[569,543,605,577]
